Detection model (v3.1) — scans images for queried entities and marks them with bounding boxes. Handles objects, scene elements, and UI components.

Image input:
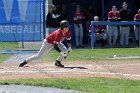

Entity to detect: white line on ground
[0,70,140,78]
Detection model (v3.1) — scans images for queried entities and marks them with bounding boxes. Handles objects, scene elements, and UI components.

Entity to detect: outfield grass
[0,42,15,62]
[42,48,140,62]
[0,42,19,50]
[0,54,12,63]
[0,78,140,93]
[1,48,140,93]
[0,42,40,50]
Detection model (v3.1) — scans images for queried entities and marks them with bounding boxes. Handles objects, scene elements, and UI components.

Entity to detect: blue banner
[0,0,44,42]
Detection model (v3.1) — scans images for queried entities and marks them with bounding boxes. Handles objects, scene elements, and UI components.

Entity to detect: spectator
[89,16,107,47]
[73,5,85,48]
[134,9,140,46]
[61,4,69,21]
[107,6,121,47]
[119,2,133,47]
[68,2,76,23]
[84,4,96,32]
[46,5,62,28]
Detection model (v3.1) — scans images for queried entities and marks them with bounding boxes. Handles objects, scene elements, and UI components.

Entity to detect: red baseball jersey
[73,11,85,24]
[108,11,121,20]
[134,13,140,20]
[89,25,105,32]
[46,29,71,44]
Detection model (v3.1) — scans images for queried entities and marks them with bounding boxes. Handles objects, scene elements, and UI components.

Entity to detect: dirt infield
[0,60,140,80]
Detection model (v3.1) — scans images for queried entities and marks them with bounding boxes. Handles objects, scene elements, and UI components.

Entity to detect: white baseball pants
[120,26,130,46]
[74,23,83,46]
[107,25,118,46]
[25,39,67,63]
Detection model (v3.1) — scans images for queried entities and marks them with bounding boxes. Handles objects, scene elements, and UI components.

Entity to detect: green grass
[42,48,140,62]
[0,54,12,63]
[1,48,140,93]
[0,42,15,62]
[0,42,40,50]
[0,42,19,50]
[0,78,140,93]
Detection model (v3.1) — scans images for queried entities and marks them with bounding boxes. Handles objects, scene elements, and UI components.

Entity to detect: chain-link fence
[0,0,45,52]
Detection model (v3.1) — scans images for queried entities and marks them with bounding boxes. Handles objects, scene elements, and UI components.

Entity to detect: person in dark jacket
[46,5,62,27]
[119,2,133,47]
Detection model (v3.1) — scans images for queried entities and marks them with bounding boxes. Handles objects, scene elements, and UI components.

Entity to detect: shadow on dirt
[63,66,88,69]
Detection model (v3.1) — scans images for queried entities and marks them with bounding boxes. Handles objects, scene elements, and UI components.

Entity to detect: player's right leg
[107,25,112,46]
[74,24,80,48]
[112,26,118,46]
[19,39,53,67]
[120,26,125,46]
[54,42,68,67]
[79,24,84,48]
[124,27,130,46]
[134,26,139,46]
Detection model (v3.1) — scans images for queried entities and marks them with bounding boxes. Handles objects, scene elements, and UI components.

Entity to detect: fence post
[91,22,95,49]
[138,24,140,46]
[43,0,46,39]
[22,28,24,48]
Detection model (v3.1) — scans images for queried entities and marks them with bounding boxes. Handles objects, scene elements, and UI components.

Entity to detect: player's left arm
[66,31,72,52]
[67,39,71,47]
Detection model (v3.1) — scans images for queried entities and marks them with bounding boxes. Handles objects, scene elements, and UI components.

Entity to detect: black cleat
[19,60,27,67]
[55,60,64,67]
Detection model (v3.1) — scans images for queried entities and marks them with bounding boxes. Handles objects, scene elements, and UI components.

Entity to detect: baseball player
[19,20,72,67]
[119,2,132,47]
[107,6,121,47]
[134,9,140,46]
[89,16,107,47]
[73,5,85,48]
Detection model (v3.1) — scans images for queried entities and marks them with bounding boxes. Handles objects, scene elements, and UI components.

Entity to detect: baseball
[113,55,117,57]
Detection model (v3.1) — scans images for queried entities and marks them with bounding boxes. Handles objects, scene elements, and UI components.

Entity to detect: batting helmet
[60,20,70,28]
